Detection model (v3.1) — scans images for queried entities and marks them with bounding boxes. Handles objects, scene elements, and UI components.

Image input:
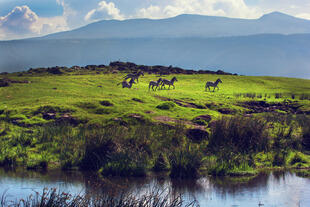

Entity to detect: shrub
[153,153,169,171]
[208,116,269,154]
[156,102,176,110]
[169,145,203,178]
[289,153,308,166]
[100,151,147,177]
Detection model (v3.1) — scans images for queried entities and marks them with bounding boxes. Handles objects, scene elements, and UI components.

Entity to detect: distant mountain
[1,12,310,78]
[1,34,310,78]
[42,12,310,39]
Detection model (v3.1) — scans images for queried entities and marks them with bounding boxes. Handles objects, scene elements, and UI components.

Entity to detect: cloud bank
[85,1,124,21]
[1,0,310,40]
[135,0,259,19]
[0,5,67,40]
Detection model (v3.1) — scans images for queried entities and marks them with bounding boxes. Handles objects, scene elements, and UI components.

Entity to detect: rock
[0,79,10,87]
[47,67,63,74]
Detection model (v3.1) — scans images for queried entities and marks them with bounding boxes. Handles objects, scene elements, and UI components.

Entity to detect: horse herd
[117,71,222,92]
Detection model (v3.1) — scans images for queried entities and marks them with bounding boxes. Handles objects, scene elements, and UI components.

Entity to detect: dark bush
[100,100,114,106]
[100,150,147,177]
[153,153,169,171]
[169,145,203,179]
[186,129,209,143]
[156,102,176,110]
[208,116,269,154]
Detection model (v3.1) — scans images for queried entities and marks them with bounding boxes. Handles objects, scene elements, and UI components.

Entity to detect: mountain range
[1,12,310,78]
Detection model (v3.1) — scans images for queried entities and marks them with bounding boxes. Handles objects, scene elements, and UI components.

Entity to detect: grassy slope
[1,73,310,126]
[1,72,310,175]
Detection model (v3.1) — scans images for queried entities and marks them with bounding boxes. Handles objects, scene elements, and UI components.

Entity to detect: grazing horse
[117,78,136,88]
[205,78,222,92]
[161,77,178,89]
[123,71,144,83]
[148,78,162,91]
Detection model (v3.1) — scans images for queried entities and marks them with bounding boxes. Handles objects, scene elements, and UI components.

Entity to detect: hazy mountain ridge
[42,12,310,39]
[1,33,310,78]
[1,12,310,78]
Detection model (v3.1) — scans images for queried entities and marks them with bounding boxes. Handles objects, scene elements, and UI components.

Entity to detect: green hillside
[1,66,310,177]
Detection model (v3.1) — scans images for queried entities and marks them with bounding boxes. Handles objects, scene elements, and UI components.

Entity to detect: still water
[0,167,309,207]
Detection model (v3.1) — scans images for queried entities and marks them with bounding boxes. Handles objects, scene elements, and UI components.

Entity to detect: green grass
[1,71,310,176]
[1,73,310,126]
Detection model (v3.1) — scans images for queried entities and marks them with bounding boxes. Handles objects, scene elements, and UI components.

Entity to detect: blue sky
[1,0,310,40]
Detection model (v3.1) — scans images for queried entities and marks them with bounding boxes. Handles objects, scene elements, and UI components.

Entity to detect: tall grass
[208,116,269,154]
[169,144,203,179]
[1,188,198,207]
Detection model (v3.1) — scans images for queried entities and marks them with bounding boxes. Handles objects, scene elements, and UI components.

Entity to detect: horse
[148,78,163,91]
[205,78,222,92]
[117,78,136,88]
[123,71,144,83]
[160,77,178,89]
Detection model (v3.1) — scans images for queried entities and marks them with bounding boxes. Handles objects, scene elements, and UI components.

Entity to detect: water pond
[0,168,309,207]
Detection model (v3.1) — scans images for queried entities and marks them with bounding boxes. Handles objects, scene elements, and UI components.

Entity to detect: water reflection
[0,167,309,207]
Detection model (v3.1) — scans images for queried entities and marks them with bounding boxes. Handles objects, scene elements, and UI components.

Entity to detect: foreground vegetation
[1,188,197,207]
[0,62,310,177]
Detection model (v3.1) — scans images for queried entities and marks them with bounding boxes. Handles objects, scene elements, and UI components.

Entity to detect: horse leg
[173,84,175,89]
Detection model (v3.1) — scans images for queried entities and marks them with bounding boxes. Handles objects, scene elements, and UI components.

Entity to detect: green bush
[100,151,147,177]
[169,145,203,178]
[209,116,269,154]
[156,101,176,110]
[153,153,169,171]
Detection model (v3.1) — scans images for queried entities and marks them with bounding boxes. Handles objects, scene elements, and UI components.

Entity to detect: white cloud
[0,5,68,40]
[0,5,40,36]
[85,1,124,21]
[296,13,310,20]
[136,0,260,19]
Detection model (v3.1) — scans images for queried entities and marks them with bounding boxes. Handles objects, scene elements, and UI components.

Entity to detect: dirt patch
[154,116,206,130]
[240,100,302,114]
[132,98,144,103]
[155,96,206,109]
[193,115,212,122]
[100,100,114,106]
[126,113,146,122]
[42,112,85,126]
[218,108,237,114]
[153,116,177,122]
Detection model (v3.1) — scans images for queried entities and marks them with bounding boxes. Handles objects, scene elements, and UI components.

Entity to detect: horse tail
[117,82,122,86]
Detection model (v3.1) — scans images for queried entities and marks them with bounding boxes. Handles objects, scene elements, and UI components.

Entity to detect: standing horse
[123,71,144,83]
[205,78,222,92]
[117,78,136,88]
[149,78,162,91]
[161,77,178,89]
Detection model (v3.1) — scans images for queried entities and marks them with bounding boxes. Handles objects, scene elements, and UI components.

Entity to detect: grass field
[1,69,310,177]
[1,73,310,124]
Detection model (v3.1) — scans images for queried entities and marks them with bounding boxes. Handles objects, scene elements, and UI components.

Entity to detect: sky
[0,0,310,40]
